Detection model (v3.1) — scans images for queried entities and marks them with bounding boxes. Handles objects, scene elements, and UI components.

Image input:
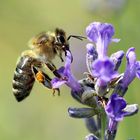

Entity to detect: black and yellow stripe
[12,55,35,102]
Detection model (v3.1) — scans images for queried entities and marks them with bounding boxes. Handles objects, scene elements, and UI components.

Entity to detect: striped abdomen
[13,55,36,102]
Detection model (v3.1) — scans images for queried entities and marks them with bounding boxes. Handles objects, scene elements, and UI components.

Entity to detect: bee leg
[32,67,52,88]
[32,67,60,96]
[52,88,60,96]
[46,62,62,78]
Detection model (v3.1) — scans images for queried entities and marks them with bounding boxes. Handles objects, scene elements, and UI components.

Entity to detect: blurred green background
[0,0,140,139]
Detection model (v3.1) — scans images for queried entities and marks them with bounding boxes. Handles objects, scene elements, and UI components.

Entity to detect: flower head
[85,22,119,95]
[51,51,82,92]
[105,94,127,121]
[86,22,119,58]
[121,47,140,88]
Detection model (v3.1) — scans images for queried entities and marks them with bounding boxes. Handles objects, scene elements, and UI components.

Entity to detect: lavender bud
[85,134,99,140]
[71,90,84,104]
[112,83,128,97]
[85,117,100,137]
[81,89,98,108]
[71,78,95,104]
[110,50,124,71]
[95,81,109,96]
[121,47,140,90]
[68,107,99,118]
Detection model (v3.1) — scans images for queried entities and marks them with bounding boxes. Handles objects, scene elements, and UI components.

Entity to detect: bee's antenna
[67,35,87,41]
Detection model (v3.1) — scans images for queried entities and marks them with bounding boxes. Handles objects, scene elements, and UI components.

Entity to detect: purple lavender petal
[96,78,108,87]
[105,94,127,122]
[108,118,118,131]
[66,74,82,92]
[105,94,118,118]
[64,51,71,70]
[110,50,124,60]
[51,51,82,92]
[51,78,66,89]
[86,22,114,43]
[86,22,115,58]
[121,47,139,88]
[126,47,136,64]
[57,66,65,74]
[92,58,118,82]
[86,43,96,55]
[86,43,98,75]
[86,22,100,42]
[136,61,140,78]
[110,50,124,71]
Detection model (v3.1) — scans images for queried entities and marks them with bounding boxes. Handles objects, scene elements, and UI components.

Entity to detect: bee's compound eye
[57,35,65,44]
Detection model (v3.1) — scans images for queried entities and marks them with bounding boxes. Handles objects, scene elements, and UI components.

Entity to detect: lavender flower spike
[105,93,127,139]
[86,22,119,95]
[51,51,82,92]
[105,94,128,139]
[121,47,140,88]
[86,22,119,58]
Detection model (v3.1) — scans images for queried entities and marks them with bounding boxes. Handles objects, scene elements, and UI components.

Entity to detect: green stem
[101,112,107,140]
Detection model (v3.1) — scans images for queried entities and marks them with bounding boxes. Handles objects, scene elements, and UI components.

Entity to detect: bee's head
[55,28,70,50]
[54,28,71,62]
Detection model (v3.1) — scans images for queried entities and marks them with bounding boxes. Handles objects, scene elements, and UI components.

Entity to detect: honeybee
[12,28,85,102]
